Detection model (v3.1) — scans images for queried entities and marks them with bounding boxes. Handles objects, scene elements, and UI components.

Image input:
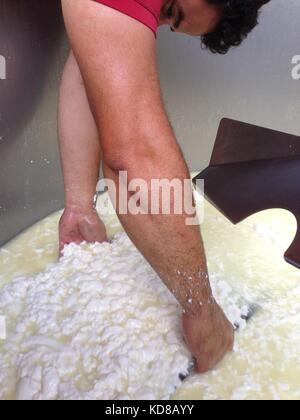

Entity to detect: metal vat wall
[1,0,299,246]
[158,0,300,170]
[0,0,68,246]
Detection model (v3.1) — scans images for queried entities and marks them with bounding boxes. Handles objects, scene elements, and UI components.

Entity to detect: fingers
[59,243,64,258]
[59,210,108,256]
[195,348,228,374]
[194,328,235,374]
[79,217,108,243]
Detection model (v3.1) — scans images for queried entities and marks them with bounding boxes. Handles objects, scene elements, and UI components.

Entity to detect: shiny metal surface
[157,0,300,170]
[0,0,68,246]
[0,0,300,246]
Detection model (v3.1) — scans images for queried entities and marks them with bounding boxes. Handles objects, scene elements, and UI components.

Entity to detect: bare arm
[62,0,233,372]
[58,50,107,253]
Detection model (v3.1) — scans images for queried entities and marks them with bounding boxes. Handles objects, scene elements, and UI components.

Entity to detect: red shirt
[93,0,163,36]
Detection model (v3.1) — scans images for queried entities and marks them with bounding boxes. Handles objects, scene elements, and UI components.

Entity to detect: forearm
[58,51,101,210]
[103,129,213,316]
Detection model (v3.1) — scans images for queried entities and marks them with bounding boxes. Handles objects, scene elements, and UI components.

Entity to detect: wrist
[183,296,216,318]
[64,192,97,212]
[64,183,98,209]
[64,201,95,213]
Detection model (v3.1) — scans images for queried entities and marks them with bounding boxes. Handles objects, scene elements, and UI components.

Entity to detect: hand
[59,205,108,255]
[182,302,234,374]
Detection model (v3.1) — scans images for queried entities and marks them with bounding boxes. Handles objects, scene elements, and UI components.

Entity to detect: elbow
[102,140,162,181]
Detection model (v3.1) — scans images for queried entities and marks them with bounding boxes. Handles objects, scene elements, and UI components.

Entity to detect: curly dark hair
[202,0,271,54]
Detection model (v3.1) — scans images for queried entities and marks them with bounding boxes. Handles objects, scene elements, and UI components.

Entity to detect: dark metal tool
[193,118,300,269]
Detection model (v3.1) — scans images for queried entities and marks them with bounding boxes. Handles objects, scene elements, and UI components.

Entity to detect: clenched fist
[59,205,107,255]
[183,302,234,374]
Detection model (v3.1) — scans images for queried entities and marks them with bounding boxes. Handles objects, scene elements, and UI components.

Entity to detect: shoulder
[93,0,163,36]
